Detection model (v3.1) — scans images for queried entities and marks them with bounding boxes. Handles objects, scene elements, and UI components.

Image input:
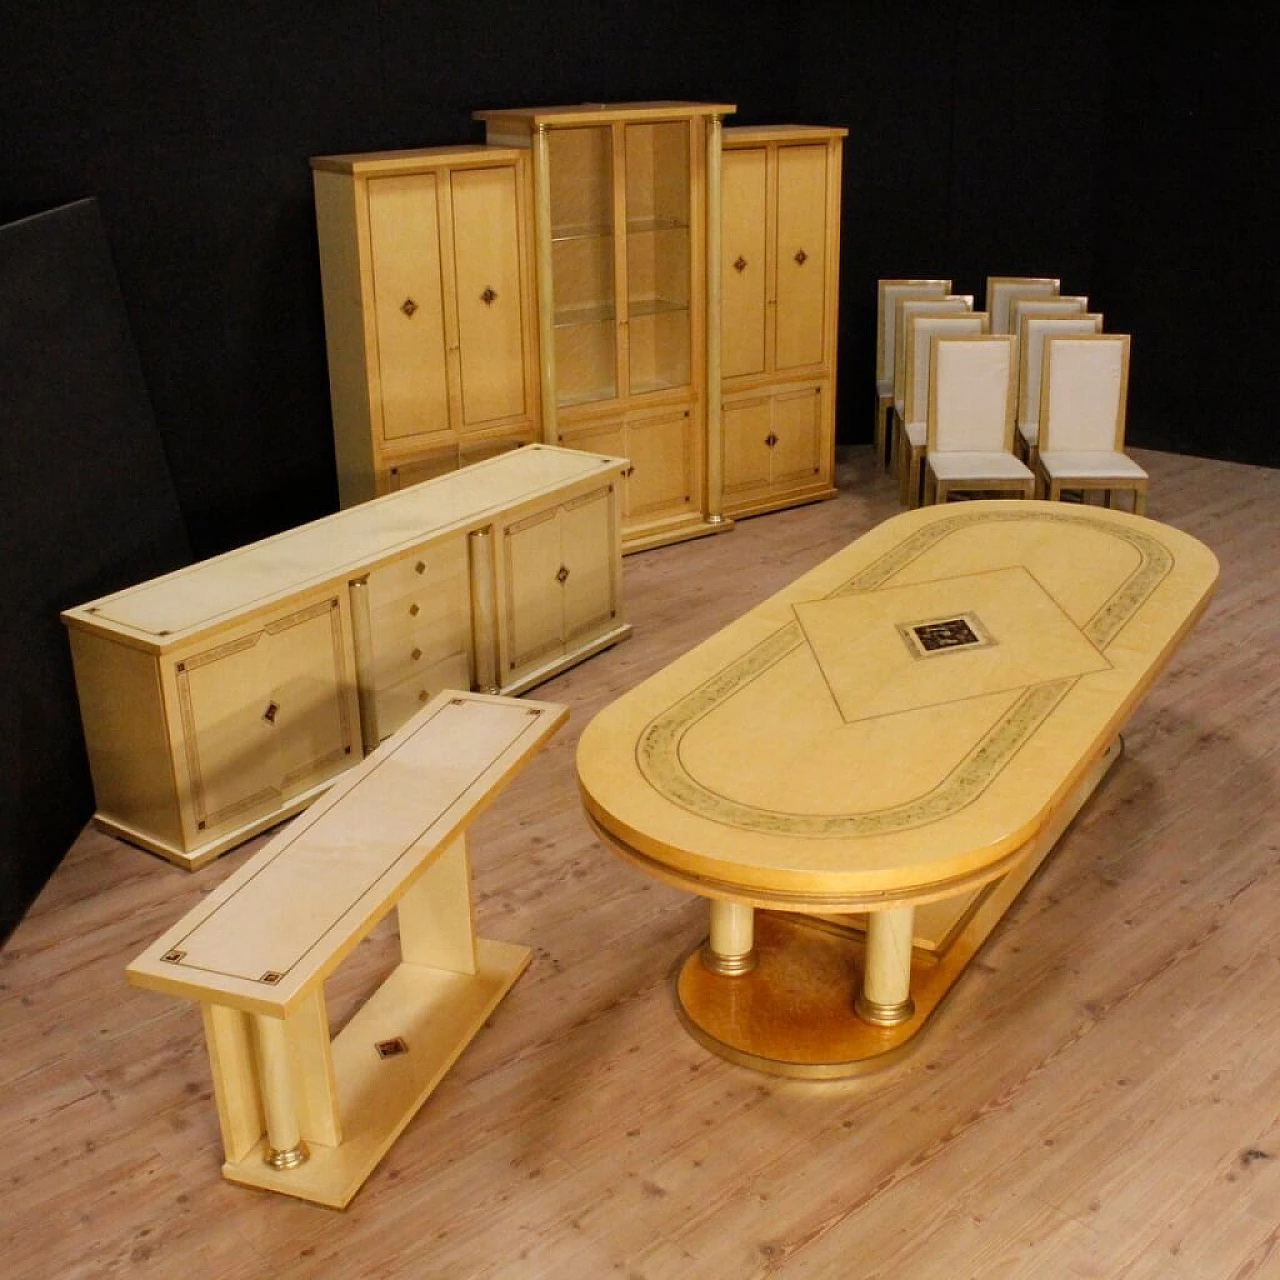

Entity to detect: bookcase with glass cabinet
[475,102,737,552]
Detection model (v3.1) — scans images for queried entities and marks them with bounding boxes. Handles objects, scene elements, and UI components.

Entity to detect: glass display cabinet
[476,102,737,552]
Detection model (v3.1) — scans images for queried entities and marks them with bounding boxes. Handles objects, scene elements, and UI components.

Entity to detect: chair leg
[906,450,923,509]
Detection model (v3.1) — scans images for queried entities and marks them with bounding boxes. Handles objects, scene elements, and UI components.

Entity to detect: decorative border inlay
[636,508,1174,836]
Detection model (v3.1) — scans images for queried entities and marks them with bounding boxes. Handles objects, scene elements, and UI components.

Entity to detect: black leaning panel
[0,198,192,943]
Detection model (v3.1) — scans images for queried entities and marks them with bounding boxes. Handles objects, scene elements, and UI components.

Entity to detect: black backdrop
[0,2,1274,936]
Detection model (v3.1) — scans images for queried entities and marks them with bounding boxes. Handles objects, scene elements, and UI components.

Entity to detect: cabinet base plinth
[622,515,736,555]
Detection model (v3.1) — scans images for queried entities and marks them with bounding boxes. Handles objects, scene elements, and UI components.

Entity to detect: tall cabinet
[475,102,737,552]
[312,146,542,508]
[719,125,847,518]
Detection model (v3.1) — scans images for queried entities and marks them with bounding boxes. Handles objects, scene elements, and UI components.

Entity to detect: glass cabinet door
[623,121,691,397]
[548,126,616,407]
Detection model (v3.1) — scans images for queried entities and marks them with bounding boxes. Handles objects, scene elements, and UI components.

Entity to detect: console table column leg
[703,899,756,975]
[855,905,916,1026]
[252,1014,309,1170]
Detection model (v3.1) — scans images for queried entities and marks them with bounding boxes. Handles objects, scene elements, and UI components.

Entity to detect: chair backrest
[903,311,988,426]
[1038,333,1132,452]
[985,276,1061,334]
[927,334,1017,453]
[1008,295,1088,337]
[894,295,973,410]
[1017,313,1104,430]
[877,279,951,385]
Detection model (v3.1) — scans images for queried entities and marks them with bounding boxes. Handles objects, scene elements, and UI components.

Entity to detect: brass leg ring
[701,943,757,977]
[854,993,915,1027]
[265,1140,309,1170]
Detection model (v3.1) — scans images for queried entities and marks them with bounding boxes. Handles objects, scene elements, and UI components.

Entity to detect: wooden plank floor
[3,446,1278,1279]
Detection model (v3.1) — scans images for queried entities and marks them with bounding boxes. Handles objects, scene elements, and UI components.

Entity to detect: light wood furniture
[896,309,989,508]
[577,500,1217,1077]
[475,101,737,553]
[311,146,542,508]
[63,445,629,869]
[719,125,846,519]
[875,279,951,470]
[1014,310,1105,465]
[1035,332,1149,512]
[985,275,1060,333]
[922,334,1035,504]
[126,690,566,1208]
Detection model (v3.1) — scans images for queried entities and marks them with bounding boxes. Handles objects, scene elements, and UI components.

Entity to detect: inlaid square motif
[792,566,1112,723]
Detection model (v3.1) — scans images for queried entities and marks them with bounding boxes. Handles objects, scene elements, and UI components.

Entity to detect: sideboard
[63,444,629,869]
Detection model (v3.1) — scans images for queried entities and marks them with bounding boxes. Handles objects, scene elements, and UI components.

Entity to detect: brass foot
[854,993,915,1027]
[700,943,757,976]
[265,1140,309,1170]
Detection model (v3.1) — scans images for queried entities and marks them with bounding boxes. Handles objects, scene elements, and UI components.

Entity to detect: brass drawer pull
[794,249,808,266]
[481,287,498,305]
[401,298,418,317]
[733,256,748,273]
[765,432,779,448]
[263,701,280,724]
[556,565,570,585]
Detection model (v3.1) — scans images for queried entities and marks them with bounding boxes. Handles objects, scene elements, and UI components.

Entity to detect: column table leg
[252,1014,309,1170]
[855,905,916,1026]
[703,899,756,975]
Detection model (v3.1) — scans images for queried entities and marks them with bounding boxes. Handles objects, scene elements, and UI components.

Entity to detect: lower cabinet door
[170,595,358,844]
[723,383,827,515]
[501,503,567,679]
[561,485,621,646]
[499,483,623,687]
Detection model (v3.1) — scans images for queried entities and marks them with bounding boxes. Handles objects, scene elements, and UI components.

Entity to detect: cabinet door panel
[452,166,528,428]
[367,175,450,444]
[502,506,566,674]
[176,598,353,838]
[721,147,768,379]
[771,385,825,485]
[626,410,697,521]
[722,395,775,496]
[774,145,830,372]
[561,487,619,643]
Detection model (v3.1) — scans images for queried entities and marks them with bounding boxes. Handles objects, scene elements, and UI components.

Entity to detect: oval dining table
[576,500,1218,1076]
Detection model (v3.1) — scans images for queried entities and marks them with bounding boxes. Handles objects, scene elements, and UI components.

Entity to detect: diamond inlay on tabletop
[792,566,1112,724]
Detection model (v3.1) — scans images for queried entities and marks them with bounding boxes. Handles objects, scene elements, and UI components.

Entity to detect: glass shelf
[553,302,616,329]
[551,222,615,244]
[626,215,689,235]
[628,296,689,320]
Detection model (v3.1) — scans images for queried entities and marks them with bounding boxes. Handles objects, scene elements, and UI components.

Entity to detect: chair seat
[1038,449,1147,481]
[928,451,1034,482]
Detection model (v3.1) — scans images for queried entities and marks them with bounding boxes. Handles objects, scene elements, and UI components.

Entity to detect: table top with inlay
[577,501,1217,910]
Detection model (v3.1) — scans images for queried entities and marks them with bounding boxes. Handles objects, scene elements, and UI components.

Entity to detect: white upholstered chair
[875,279,950,470]
[1034,333,1147,514]
[1007,294,1089,339]
[897,310,989,508]
[890,294,973,473]
[985,276,1061,334]
[923,334,1034,504]
[1015,312,1104,465]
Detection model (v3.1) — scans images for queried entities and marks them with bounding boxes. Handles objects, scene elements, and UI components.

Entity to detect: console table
[64,444,628,868]
[576,501,1218,1076]
[127,690,565,1207]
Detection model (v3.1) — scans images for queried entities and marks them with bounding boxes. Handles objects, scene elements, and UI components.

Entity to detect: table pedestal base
[676,736,1123,1078]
